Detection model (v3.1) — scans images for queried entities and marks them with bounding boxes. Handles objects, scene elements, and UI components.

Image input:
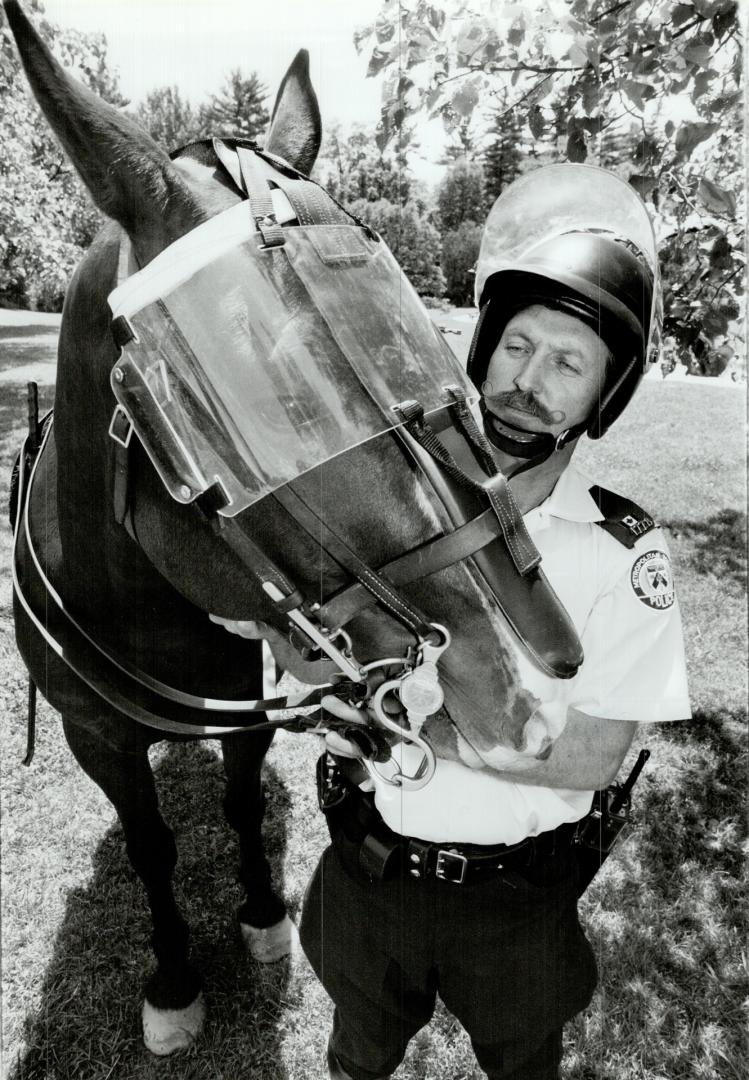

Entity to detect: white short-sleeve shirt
[372,462,692,845]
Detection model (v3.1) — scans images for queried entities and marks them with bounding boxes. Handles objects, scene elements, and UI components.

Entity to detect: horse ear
[264,49,321,175]
[3,0,200,247]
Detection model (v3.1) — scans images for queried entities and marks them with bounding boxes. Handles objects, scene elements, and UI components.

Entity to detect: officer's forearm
[490,711,637,790]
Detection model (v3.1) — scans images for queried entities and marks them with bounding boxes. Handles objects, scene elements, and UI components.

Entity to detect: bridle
[13,139,584,790]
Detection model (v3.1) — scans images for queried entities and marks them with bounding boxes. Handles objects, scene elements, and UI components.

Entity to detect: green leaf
[672,3,694,25]
[713,5,737,37]
[701,307,729,338]
[629,173,657,199]
[582,80,600,114]
[698,178,736,217]
[708,89,741,112]
[566,128,587,163]
[674,121,719,156]
[622,81,646,111]
[427,5,446,32]
[367,47,391,78]
[683,44,712,68]
[451,77,480,118]
[507,18,525,47]
[528,104,545,140]
[375,15,396,44]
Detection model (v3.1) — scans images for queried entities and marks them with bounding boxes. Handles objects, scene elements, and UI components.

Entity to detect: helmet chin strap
[479,400,586,476]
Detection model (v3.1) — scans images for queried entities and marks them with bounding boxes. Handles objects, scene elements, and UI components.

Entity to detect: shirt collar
[533,462,604,524]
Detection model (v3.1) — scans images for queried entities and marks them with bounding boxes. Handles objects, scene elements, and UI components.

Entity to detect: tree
[482,102,524,204]
[441,220,483,305]
[314,123,416,207]
[0,0,125,310]
[198,69,269,141]
[355,0,744,374]
[134,85,202,152]
[348,198,445,298]
[435,158,487,233]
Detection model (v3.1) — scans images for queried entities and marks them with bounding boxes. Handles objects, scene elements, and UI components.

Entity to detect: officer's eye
[555,356,581,375]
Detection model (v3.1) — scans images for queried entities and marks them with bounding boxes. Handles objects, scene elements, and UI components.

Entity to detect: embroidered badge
[630,550,675,610]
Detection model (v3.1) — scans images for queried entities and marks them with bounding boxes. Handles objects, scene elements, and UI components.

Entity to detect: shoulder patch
[630,550,675,610]
[590,484,657,549]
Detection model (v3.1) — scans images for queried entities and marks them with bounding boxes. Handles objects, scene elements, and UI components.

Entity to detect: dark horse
[7,0,551,1056]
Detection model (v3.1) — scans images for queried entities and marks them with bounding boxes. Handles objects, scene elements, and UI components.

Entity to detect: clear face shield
[474,163,662,366]
[108,201,476,516]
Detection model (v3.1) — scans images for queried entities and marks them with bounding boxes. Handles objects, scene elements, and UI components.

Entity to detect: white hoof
[142,992,205,1056]
[241,913,299,962]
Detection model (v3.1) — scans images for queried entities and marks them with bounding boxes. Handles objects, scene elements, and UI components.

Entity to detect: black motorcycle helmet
[468,231,654,450]
[468,164,660,462]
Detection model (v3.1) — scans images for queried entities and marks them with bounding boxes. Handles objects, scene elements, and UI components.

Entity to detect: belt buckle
[435,848,468,884]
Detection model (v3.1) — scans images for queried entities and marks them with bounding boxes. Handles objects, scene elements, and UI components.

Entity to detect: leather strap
[272,484,437,644]
[397,401,541,577]
[236,145,285,247]
[319,506,505,630]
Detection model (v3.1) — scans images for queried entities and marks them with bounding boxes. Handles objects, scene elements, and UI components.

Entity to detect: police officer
[299,165,692,1080]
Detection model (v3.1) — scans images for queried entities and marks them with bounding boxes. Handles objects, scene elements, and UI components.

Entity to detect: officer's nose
[513,351,545,395]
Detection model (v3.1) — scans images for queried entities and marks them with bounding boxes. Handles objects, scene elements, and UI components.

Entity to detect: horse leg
[62,717,205,1055]
[221,730,296,962]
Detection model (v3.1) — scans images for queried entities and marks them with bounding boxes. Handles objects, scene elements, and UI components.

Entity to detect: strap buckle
[108,405,133,448]
[435,849,468,884]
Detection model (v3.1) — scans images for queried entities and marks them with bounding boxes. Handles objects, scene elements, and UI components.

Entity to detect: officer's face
[483,304,611,436]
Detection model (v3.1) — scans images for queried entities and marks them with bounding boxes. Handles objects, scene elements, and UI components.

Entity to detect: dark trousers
[300,841,597,1080]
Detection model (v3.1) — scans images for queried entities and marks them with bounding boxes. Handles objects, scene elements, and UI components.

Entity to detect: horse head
[7,0,561,776]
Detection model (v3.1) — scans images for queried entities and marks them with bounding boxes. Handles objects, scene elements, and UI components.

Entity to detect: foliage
[0,0,125,311]
[348,197,445,298]
[197,68,269,142]
[434,156,487,232]
[355,0,744,374]
[441,219,483,304]
[482,99,524,203]
[314,122,417,207]
[133,85,203,152]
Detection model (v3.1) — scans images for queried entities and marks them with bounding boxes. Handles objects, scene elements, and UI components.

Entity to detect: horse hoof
[241,913,299,962]
[142,992,205,1056]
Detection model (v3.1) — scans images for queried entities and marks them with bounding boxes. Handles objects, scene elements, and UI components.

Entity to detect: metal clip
[362,623,450,791]
[261,581,364,683]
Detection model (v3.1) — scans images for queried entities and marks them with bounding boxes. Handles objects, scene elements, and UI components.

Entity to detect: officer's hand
[209,615,339,685]
[320,694,369,759]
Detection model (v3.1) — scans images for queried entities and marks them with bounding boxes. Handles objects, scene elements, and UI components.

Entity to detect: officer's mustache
[482,385,566,427]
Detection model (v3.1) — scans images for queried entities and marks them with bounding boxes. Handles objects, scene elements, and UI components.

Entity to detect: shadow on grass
[8,741,294,1080]
[572,705,747,1079]
[664,509,747,592]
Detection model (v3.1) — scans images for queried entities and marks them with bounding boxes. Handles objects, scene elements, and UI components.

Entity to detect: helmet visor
[475,164,661,365]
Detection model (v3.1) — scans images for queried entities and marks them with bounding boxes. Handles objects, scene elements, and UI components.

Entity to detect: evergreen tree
[482,106,523,204]
[199,69,269,141]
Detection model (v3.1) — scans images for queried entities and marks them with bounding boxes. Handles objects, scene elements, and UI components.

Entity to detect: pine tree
[482,106,523,204]
[199,69,269,141]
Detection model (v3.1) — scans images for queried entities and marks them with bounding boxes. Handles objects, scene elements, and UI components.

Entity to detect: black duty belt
[319,759,578,885]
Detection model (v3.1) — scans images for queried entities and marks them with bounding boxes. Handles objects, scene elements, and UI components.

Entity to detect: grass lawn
[0,314,746,1080]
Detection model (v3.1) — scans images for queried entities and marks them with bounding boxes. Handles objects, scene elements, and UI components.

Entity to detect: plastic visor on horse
[108,200,476,516]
